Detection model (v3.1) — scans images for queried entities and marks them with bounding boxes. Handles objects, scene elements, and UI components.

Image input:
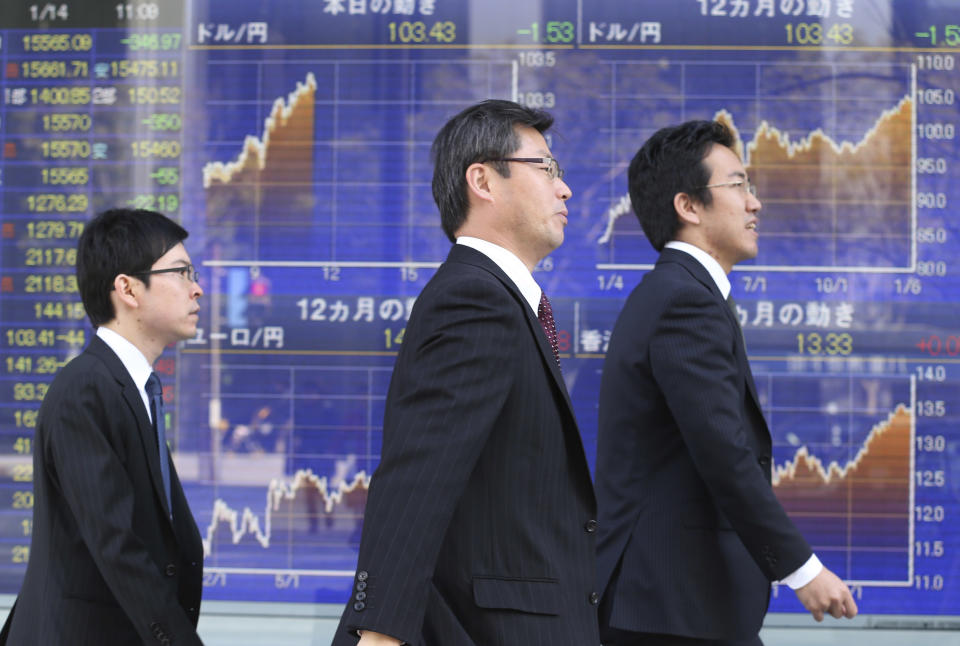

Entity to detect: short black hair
[628,120,736,251]
[431,99,554,242]
[77,208,188,327]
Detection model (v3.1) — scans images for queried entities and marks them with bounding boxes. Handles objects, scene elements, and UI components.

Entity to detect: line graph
[764,373,915,586]
[772,406,910,488]
[203,72,317,264]
[203,73,317,189]
[175,359,388,587]
[198,59,518,265]
[203,469,370,571]
[180,357,917,588]
[596,60,916,273]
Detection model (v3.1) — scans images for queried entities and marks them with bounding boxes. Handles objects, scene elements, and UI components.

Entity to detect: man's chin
[552,230,565,250]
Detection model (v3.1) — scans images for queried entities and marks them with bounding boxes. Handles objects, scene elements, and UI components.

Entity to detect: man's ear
[674,192,701,226]
[465,162,496,206]
[112,274,142,310]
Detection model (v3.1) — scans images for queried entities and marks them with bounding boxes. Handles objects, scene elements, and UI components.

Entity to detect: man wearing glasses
[594,120,857,646]
[333,100,600,645]
[2,208,205,645]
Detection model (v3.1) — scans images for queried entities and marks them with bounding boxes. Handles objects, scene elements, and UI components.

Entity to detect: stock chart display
[1,0,958,621]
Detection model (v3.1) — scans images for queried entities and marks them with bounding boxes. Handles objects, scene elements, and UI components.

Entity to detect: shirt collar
[456,237,541,314]
[96,327,154,393]
[664,240,731,299]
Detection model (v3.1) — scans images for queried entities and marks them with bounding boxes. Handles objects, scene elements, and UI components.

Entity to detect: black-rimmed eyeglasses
[491,157,565,181]
[701,179,758,198]
[131,264,200,284]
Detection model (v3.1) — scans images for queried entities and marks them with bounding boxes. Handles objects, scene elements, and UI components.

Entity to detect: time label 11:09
[26,2,164,23]
[387,21,455,43]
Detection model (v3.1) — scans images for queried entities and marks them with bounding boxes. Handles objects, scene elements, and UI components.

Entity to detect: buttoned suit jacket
[333,244,600,646]
[1,335,204,645]
[594,248,812,641]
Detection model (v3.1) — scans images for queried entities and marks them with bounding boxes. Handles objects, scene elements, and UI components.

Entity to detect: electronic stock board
[0,0,958,623]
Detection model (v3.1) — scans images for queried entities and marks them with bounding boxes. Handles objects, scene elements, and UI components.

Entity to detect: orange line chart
[774,404,914,586]
[203,72,317,256]
[761,372,916,587]
[597,60,915,272]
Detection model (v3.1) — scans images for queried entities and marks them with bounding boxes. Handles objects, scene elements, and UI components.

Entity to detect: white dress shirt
[456,237,542,314]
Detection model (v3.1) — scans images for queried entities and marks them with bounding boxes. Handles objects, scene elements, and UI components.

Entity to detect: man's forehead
[154,242,191,264]
[705,144,746,175]
[514,125,550,153]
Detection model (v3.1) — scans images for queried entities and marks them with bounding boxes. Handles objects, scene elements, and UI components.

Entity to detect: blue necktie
[145,372,172,519]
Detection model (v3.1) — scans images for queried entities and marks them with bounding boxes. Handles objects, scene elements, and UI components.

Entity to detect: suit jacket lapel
[86,336,174,523]
[659,249,762,407]
[446,245,577,419]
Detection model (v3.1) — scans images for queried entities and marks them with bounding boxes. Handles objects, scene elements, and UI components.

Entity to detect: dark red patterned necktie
[538,292,561,369]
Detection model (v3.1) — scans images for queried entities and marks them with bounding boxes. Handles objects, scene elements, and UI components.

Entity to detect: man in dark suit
[595,121,858,646]
[2,208,205,645]
[333,100,600,646]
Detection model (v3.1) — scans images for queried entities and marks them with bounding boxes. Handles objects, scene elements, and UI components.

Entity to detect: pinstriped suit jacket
[595,249,812,641]
[334,244,600,646]
[2,335,204,645]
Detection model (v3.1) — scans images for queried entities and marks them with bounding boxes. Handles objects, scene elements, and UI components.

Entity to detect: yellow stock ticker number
[796,332,854,356]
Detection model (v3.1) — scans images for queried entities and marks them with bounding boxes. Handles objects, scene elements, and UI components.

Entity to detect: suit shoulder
[624,263,713,312]
[418,260,521,312]
[41,349,117,407]
[431,255,511,286]
[647,259,707,287]
[56,346,114,380]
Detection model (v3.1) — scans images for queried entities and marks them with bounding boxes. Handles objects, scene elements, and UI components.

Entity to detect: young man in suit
[594,121,858,646]
[2,208,205,645]
[333,100,600,646]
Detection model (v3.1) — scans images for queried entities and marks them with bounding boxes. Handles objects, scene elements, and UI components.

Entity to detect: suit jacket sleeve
[339,273,522,643]
[43,376,203,645]
[649,283,811,580]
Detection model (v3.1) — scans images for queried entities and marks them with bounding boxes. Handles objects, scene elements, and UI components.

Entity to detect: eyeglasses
[702,179,758,198]
[131,264,200,284]
[491,157,565,181]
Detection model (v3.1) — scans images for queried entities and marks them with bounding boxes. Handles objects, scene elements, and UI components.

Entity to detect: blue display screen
[0,0,957,618]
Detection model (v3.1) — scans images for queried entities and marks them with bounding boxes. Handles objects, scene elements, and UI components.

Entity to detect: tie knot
[146,372,163,399]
